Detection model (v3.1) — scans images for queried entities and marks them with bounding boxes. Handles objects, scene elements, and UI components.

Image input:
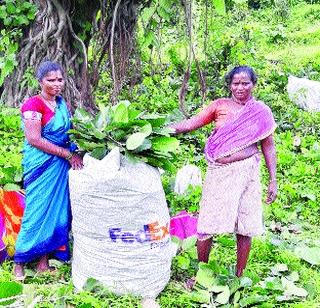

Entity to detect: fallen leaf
[294,246,320,265]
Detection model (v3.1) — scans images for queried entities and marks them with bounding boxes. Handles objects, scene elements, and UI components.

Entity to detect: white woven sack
[69,147,176,298]
[287,75,320,111]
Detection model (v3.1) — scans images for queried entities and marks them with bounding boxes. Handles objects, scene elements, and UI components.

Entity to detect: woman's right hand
[68,153,83,170]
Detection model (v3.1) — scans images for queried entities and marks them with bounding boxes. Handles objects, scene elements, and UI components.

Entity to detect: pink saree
[204,98,276,162]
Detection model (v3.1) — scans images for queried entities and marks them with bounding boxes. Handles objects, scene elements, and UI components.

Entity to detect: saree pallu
[205,98,277,162]
[14,96,73,263]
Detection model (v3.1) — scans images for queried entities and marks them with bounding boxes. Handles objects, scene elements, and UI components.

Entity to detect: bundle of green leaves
[69,101,180,172]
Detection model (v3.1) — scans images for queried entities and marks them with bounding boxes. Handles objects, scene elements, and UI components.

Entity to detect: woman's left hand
[69,154,83,170]
[266,180,277,204]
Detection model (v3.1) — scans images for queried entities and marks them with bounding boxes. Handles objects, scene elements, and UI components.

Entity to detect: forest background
[0,0,320,307]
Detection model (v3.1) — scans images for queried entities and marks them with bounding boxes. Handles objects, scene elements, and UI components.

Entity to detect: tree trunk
[1,0,98,111]
[1,0,147,110]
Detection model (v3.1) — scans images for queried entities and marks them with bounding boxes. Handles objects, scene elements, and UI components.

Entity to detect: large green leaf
[113,102,129,123]
[239,295,269,307]
[73,108,93,122]
[215,286,230,304]
[92,127,106,140]
[281,277,308,297]
[126,133,147,150]
[189,290,211,304]
[110,129,127,141]
[91,146,107,160]
[176,255,190,270]
[153,127,175,136]
[145,156,176,172]
[151,136,179,153]
[0,281,23,306]
[181,236,197,251]
[128,107,144,121]
[139,123,153,136]
[76,140,105,151]
[93,105,110,130]
[294,246,320,265]
[196,263,216,289]
[141,114,167,127]
[135,139,152,152]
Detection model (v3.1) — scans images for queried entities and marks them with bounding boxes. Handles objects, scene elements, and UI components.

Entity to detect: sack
[69,148,177,298]
[174,164,202,195]
[287,75,320,111]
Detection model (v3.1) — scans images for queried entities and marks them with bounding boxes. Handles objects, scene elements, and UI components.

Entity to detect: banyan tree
[0,0,208,115]
[1,0,147,110]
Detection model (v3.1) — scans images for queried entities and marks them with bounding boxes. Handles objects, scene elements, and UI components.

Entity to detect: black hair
[36,61,64,81]
[225,65,257,86]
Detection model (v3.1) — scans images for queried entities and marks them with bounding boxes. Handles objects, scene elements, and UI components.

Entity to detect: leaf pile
[69,101,179,172]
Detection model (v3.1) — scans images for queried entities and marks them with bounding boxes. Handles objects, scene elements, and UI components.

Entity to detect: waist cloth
[197,153,264,238]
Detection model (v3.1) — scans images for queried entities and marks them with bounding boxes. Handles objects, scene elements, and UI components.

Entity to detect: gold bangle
[65,152,73,161]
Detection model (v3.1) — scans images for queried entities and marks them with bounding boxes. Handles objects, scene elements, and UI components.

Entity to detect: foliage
[0,0,36,86]
[70,101,180,172]
[0,108,23,188]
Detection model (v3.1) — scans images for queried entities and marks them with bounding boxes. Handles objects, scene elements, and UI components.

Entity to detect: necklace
[40,94,57,110]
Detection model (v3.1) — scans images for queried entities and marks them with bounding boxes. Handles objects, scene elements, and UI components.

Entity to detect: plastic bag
[287,75,320,111]
[170,210,197,240]
[174,164,202,195]
[69,148,176,298]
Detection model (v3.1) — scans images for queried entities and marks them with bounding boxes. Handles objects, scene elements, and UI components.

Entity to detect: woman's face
[229,72,255,103]
[40,70,65,97]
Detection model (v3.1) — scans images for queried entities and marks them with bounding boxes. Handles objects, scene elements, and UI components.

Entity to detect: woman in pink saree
[170,66,277,277]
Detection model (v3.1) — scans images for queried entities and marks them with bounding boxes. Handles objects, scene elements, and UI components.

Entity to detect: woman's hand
[266,180,277,204]
[68,153,83,170]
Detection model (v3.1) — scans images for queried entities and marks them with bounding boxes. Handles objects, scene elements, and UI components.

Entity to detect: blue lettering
[121,232,134,243]
[109,228,121,242]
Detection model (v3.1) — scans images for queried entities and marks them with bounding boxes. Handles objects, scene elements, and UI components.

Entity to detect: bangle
[65,152,74,161]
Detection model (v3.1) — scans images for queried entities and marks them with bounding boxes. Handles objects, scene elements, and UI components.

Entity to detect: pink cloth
[170,210,198,240]
[205,98,276,162]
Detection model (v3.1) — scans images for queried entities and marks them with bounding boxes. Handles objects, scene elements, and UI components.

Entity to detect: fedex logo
[109,221,169,244]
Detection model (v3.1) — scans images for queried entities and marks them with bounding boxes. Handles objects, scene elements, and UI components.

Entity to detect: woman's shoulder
[21,95,44,113]
[254,99,273,113]
[210,98,232,108]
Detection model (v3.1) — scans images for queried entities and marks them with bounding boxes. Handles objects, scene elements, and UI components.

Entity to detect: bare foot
[36,255,51,272]
[14,263,25,281]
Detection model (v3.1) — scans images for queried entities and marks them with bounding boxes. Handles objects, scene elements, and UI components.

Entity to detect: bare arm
[169,101,216,133]
[261,134,277,204]
[24,119,83,169]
